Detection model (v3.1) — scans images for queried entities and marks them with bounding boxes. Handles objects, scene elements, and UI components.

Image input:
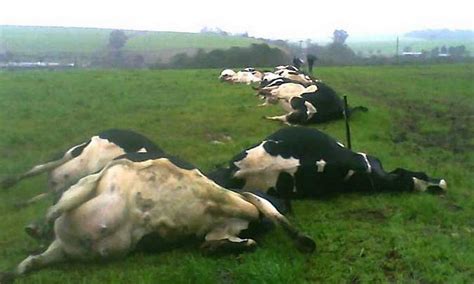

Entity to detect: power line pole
[396,36,399,64]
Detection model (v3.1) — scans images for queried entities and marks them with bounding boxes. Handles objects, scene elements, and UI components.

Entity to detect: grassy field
[0,64,473,283]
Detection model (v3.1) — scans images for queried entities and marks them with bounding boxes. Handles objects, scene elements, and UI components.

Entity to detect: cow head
[219,69,236,82]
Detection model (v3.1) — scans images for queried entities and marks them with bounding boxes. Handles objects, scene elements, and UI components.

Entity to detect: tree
[106,30,128,67]
[108,30,128,50]
[430,46,440,57]
[333,29,349,45]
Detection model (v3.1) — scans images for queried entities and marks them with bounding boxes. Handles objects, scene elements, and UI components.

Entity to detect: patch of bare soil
[390,99,474,155]
[343,208,389,223]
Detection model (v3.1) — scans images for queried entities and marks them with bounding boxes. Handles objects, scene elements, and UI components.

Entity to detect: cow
[219,68,262,85]
[1,153,315,281]
[219,69,236,82]
[1,129,163,208]
[255,77,317,107]
[24,151,290,243]
[208,127,447,201]
[259,80,367,125]
[274,69,314,86]
[274,65,300,72]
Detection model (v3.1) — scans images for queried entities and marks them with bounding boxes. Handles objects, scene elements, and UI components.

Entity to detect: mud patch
[382,248,404,282]
[390,99,474,154]
[343,208,389,222]
[439,196,463,212]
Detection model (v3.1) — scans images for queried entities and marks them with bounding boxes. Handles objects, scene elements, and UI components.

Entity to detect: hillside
[0,25,265,63]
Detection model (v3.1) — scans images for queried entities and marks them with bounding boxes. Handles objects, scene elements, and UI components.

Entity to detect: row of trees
[163,43,290,69]
[402,45,469,58]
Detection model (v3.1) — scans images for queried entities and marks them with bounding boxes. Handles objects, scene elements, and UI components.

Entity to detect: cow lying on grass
[257,79,367,125]
[0,153,315,281]
[219,68,263,84]
[208,127,447,200]
[273,66,314,86]
[1,129,163,208]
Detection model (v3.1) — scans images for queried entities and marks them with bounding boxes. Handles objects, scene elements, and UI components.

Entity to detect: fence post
[343,95,352,150]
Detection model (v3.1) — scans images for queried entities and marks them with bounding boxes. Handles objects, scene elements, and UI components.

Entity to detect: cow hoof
[0,271,16,284]
[1,177,18,189]
[201,239,256,255]
[46,207,60,224]
[427,179,448,194]
[24,225,42,241]
[295,234,316,253]
[13,202,28,209]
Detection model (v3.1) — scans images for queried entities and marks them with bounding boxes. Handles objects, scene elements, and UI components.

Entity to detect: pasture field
[0,64,473,283]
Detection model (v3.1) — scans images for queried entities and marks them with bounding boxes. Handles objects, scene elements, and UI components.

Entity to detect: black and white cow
[208,127,447,200]
[1,153,315,281]
[1,129,163,207]
[259,80,367,125]
[273,65,316,86]
[255,77,317,106]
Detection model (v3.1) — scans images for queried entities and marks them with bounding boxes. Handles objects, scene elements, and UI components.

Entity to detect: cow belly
[55,192,131,259]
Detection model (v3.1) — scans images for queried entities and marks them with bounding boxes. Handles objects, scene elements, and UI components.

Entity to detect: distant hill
[0,25,265,63]
[405,29,474,40]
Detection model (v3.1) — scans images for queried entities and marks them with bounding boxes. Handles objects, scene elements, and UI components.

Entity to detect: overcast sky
[1,0,473,40]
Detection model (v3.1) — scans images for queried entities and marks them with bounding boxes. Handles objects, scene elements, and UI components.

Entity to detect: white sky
[1,0,473,40]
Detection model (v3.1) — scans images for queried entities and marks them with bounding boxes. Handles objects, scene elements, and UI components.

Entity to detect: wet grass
[0,64,473,283]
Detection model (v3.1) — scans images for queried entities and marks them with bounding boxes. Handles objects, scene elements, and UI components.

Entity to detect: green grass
[0,64,473,283]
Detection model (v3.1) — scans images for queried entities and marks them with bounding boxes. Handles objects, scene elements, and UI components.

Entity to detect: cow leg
[241,192,316,253]
[368,157,447,193]
[390,168,447,193]
[46,171,103,223]
[15,192,50,208]
[16,240,65,275]
[265,97,311,125]
[264,115,293,126]
[275,172,295,213]
[201,237,257,254]
[201,217,257,254]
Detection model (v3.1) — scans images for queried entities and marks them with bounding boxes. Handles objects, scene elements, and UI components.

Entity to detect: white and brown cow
[2,153,315,280]
[219,68,263,85]
[1,129,163,207]
[208,127,447,200]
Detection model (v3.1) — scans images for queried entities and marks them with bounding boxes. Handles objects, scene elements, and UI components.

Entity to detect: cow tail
[1,142,87,189]
[241,192,316,253]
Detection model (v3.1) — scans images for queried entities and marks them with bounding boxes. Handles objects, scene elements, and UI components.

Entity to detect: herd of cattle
[0,65,447,281]
[219,65,368,125]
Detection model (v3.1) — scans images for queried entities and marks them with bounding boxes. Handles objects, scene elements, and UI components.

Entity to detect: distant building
[0,62,75,69]
[402,51,423,57]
